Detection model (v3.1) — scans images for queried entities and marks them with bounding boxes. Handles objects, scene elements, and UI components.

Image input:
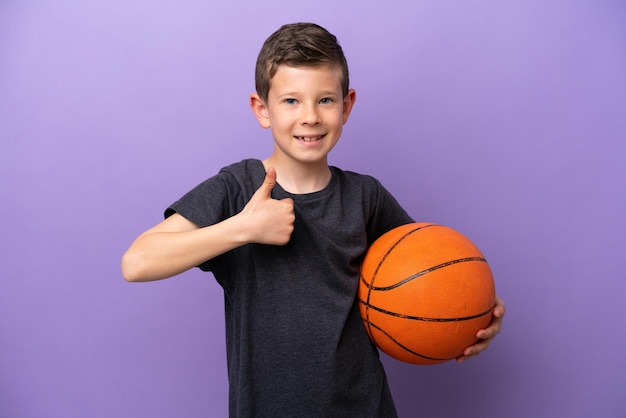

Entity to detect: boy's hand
[240,167,295,246]
[456,295,506,363]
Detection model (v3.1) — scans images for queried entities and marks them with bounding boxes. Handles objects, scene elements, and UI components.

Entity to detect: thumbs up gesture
[239,167,295,246]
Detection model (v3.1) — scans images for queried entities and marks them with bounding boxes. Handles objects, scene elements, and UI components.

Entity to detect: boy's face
[251,64,356,168]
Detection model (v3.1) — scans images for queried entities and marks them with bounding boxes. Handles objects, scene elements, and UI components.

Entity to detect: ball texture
[359,222,496,365]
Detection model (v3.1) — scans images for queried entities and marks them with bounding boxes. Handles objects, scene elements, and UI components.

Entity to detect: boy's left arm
[456,295,506,363]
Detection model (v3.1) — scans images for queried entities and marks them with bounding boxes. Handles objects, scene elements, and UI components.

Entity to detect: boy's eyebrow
[276,90,340,98]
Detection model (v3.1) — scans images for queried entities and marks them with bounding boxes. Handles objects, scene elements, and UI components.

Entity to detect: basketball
[359,222,496,365]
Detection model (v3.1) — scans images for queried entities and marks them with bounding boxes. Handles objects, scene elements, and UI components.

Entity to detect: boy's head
[255,22,350,103]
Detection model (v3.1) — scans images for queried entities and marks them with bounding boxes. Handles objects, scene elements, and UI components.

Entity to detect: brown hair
[255,22,350,102]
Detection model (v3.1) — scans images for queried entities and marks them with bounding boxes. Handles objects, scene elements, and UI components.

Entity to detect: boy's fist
[241,167,295,245]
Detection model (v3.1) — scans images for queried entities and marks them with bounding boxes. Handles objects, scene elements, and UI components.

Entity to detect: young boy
[122,22,505,417]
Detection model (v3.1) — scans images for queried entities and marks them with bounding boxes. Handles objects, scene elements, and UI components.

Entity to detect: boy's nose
[301,105,321,125]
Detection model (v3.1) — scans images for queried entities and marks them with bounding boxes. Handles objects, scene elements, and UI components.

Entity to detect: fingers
[457,296,506,364]
[457,331,496,363]
[456,343,486,363]
[477,315,502,339]
[477,295,506,339]
[493,295,506,318]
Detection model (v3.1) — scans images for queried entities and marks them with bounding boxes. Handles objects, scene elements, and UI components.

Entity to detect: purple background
[1,1,625,417]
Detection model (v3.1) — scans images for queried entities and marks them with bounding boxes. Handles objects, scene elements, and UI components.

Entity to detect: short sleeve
[163,160,263,272]
[365,176,415,244]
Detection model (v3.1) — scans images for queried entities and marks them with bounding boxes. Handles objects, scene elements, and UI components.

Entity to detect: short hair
[255,22,350,103]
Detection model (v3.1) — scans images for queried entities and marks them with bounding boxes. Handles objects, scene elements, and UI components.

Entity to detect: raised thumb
[259,166,277,196]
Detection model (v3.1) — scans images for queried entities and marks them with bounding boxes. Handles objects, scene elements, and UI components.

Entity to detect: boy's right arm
[121,167,294,282]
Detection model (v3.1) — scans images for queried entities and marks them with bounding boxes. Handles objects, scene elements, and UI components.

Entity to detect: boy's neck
[262,157,332,194]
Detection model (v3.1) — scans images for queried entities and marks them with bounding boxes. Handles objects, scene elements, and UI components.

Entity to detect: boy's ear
[342,89,357,125]
[250,94,271,129]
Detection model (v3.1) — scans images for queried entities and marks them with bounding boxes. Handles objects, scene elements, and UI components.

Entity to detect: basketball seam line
[363,319,452,361]
[364,223,436,347]
[358,299,495,323]
[364,256,488,292]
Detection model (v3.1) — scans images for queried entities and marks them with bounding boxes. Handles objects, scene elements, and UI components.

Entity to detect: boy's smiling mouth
[295,134,326,142]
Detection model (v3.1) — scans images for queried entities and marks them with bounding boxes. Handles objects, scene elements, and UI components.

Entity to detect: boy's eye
[319,98,334,104]
[284,98,298,105]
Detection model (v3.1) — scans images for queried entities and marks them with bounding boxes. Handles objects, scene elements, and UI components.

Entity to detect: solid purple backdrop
[1,1,624,417]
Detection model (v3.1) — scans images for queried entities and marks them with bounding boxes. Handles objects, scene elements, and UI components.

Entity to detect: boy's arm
[121,167,294,282]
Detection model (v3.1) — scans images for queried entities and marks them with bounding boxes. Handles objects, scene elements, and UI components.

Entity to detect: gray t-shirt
[166,159,413,417]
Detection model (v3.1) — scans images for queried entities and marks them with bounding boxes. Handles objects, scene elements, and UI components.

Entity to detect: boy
[122,22,505,417]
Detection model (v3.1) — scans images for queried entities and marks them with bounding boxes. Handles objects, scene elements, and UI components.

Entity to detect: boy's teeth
[297,135,323,142]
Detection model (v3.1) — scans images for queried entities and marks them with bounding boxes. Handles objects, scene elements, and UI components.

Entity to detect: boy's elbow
[121,251,145,282]
[122,269,140,283]
[121,249,168,282]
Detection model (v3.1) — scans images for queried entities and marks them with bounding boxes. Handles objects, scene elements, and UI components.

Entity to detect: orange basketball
[359,222,496,365]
